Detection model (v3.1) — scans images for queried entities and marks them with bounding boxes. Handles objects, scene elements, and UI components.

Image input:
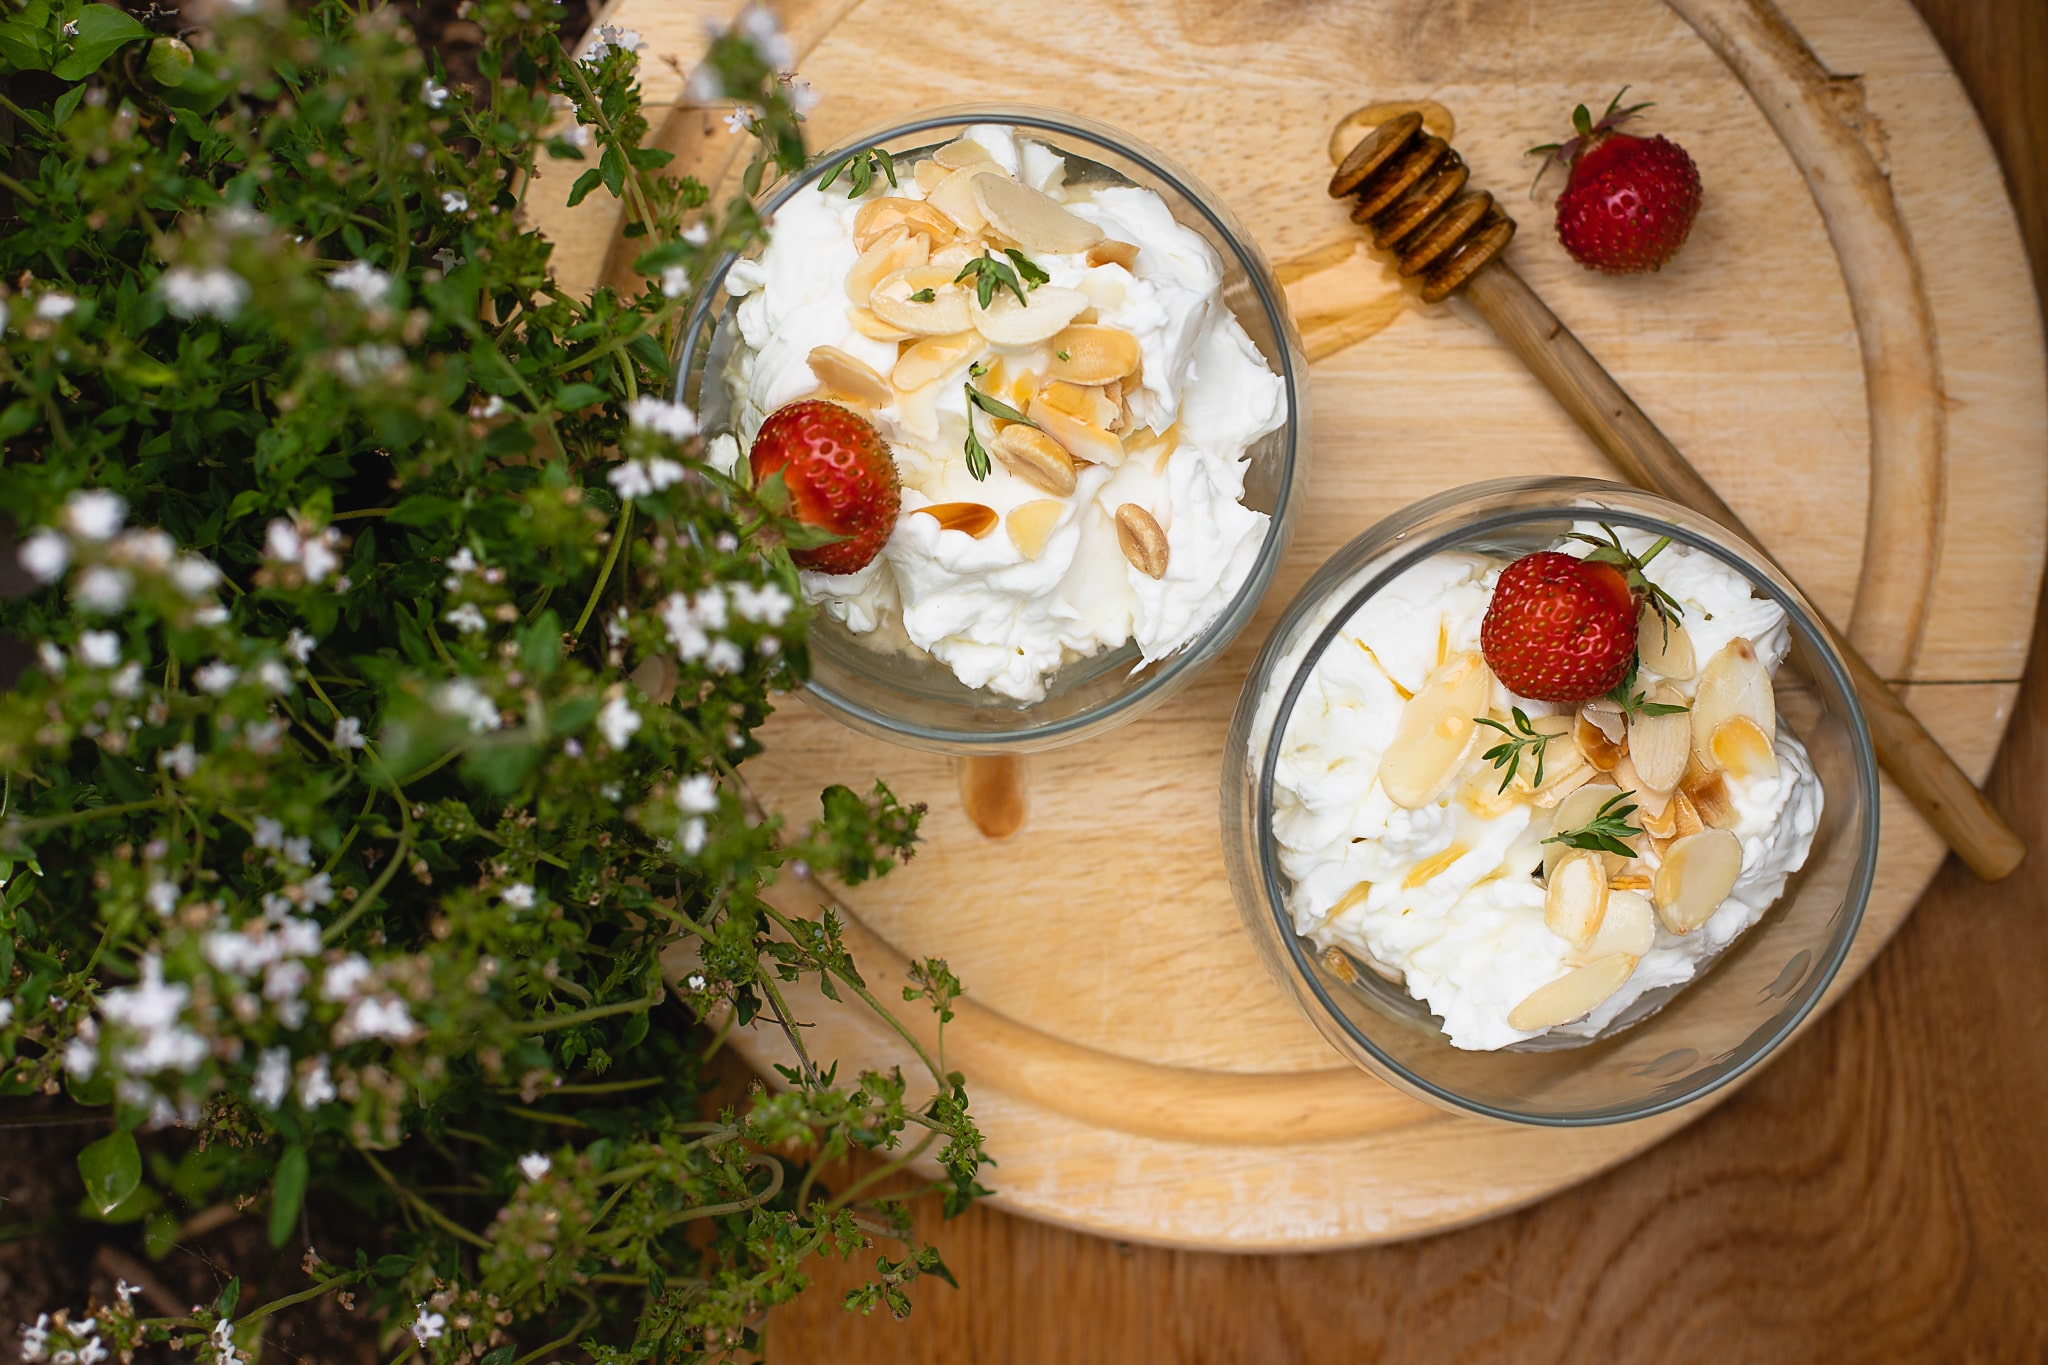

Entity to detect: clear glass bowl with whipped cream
[1223,479,1878,1125]
[678,106,1306,753]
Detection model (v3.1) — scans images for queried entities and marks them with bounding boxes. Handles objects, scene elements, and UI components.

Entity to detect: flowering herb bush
[0,0,986,1359]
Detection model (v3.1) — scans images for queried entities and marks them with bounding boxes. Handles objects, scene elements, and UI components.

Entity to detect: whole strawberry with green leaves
[1533,88,1703,274]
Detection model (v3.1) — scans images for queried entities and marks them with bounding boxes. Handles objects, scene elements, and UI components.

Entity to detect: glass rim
[1249,480,1880,1125]
[673,103,1306,750]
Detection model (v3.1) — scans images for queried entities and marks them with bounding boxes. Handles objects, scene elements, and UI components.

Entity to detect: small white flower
[683,221,711,247]
[115,1280,138,1307]
[34,292,77,321]
[281,836,313,867]
[18,529,70,583]
[172,555,222,597]
[37,641,65,675]
[72,565,130,613]
[0,999,12,1028]
[441,190,469,214]
[686,973,706,991]
[736,3,793,67]
[62,17,79,35]
[724,106,756,135]
[431,247,465,273]
[706,638,744,674]
[328,260,391,306]
[194,604,230,626]
[77,630,121,669]
[157,265,250,320]
[660,264,691,298]
[253,817,283,851]
[443,602,487,634]
[678,817,707,856]
[64,1033,99,1079]
[146,880,179,917]
[502,883,536,909]
[299,872,334,906]
[646,457,687,492]
[677,774,718,814]
[597,695,641,749]
[517,1152,551,1180]
[783,74,821,116]
[336,994,415,1042]
[160,742,198,779]
[705,432,741,478]
[257,660,293,694]
[685,63,724,104]
[446,546,478,575]
[731,581,794,625]
[64,489,125,541]
[251,1047,291,1109]
[584,23,643,63]
[434,678,501,733]
[298,1056,337,1107]
[332,716,365,749]
[333,343,404,387]
[194,661,239,694]
[607,461,654,501]
[411,1307,446,1347]
[285,628,316,662]
[110,661,143,699]
[420,78,450,109]
[625,395,698,441]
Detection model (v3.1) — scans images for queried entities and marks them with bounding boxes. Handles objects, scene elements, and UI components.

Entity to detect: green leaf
[387,493,460,526]
[268,1144,308,1247]
[143,1208,179,1259]
[964,387,1034,427]
[0,400,38,440]
[78,1128,141,1217]
[50,4,150,80]
[566,167,604,208]
[598,144,625,198]
[754,468,790,515]
[215,1277,240,1319]
[553,382,606,409]
[51,82,84,127]
[1002,248,1048,288]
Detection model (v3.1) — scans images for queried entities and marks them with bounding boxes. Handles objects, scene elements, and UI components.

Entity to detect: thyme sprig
[960,383,1038,480]
[1475,707,1554,794]
[818,144,897,196]
[1605,656,1690,717]
[955,248,1040,309]
[1567,521,1684,632]
[1543,790,1643,858]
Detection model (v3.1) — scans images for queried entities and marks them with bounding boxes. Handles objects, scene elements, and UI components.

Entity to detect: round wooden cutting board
[534,0,2048,1247]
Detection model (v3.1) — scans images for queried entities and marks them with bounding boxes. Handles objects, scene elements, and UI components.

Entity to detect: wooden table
[761,0,2048,1356]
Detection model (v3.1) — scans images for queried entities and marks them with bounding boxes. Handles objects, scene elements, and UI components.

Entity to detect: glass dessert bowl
[679,105,1307,754]
[1222,478,1878,1125]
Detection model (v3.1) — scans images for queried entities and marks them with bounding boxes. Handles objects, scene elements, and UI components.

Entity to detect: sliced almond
[1126,422,1180,475]
[1507,954,1639,1032]
[927,167,996,234]
[1543,782,1633,878]
[1577,888,1655,961]
[1047,324,1142,385]
[1680,767,1740,830]
[1627,686,1692,793]
[1114,503,1169,579]
[1037,379,1118,428]
[1028,394,1125,467]
[1710,716,1779,780]
[847,306,914,343]
[1377,652,1490,810]
[972,173,1104,254]
[845,225,929,306]
[1672,789,1704,838]
[1510,715,1588,801]
[870,266,973,335]
[994,425,1078,495]
[913,501,997,538]
[932,137,996,170]
[913,159,951,193]
[1639,614,1696,680]
[1652,828,1744,934]
[1005,499,1065,560]
[1545,850,1609,951]
[891,331,984,392]
[1530,764,1595,809]
[1086,239,1140,269]
[1638,789,1679,839]
[1692,637,1777,761]
[970,284,1090,347]
[853,197,959,252]
[806,345,893,408]
[1574,711,1624,773]
[1582,699,1626,744]
[1610,872,1654,893]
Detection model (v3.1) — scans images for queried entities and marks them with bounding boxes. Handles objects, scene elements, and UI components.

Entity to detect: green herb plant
[1543,790,1643,859]
[0,1,986,1360]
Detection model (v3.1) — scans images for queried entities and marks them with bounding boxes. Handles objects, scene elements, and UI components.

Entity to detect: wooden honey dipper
[1329,111,2025,881]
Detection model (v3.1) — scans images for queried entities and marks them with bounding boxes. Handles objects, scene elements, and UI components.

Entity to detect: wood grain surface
[747,0,2048,1357]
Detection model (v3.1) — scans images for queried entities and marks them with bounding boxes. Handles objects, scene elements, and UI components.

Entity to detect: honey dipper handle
[1464,263,2026,881]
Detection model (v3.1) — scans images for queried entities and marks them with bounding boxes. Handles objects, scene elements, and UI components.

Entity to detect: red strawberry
[1480,551,1638,702]
[748,399,901,575]
[1534,89,1701,274]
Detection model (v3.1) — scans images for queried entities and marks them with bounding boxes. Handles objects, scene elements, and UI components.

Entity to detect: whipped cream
[1270,530,1824,1051]
[714,124,1286,702]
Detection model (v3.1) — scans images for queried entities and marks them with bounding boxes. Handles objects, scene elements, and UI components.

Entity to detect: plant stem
[568,502,632,646]
[512,983,665,1034]
[320,828,412,944]
[358,1148,491,1249]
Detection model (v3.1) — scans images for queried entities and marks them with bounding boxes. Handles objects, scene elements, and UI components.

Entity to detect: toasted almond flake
[1639,614,1696,680]
[1574,711,1624,772]
[1320,944,1360,985]
[973,173,1105,253]
[1710,716,1779,779]
[891,331,984,392]
[1378,652,1490,809]
[1627,686,1692,792]
[1028,394,1125,467]
[1672,789,1704,838]
[1577,888,1655,960]
[1680,767,1740,830]
[932,137,996,169]
[927,167,997,233]
[1114,503,1169,579]
[913,159,951,193]
[845,225,929,305]
[1637,790,1679,838]
[1609,873,1654,893]
[1047,324,1142,384]
[1652,829,1744,934]
[1507,954,1639,1031]
[870,266,973,335]
[806,345,893,407]
[853,197,958,252]
[1529,764,1595,808]
[970,284,1091,346]
[1086,239,1141,269]
[1401,843,1468,889]
[1005,499,1065,560]
[847,306,914,342]
[1543,781,1630,879]
[1038,379,1119,427]
[1692,637,1776,759]
[914,501,998,538]
[1545,850,1609,951]
[994,425,1078,495]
